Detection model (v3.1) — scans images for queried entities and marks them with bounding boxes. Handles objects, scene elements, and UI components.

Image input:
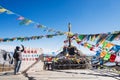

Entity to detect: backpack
[13,50,19,59]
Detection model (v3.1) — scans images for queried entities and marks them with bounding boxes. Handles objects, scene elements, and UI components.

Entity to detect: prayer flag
[111,45,120,53]
[86,35,90,41]
[68,32,74,38]
[96,51,101,56]
[105,43,114,49]
[110,54,116,62]
[99,39,105,45]
[90,46,94,51]
[19,19,32,25]
[91,35,96,42]
[96,34,108,44]
[79,35,85,40]
[17,16,25,20]
[64,40,68,43]
[115,56,120,62]
[6,10,14,14]
[107,34,118,41]
[37,24,45,28]
[46,35,53,38]
[0,7,6,13]
[87,44,92,49]
[84,43,88,47]
[48,29,54,32]
[100,51,107,58]
[103,52,111,61]
[115,35,120,40]
[102,41,108,49]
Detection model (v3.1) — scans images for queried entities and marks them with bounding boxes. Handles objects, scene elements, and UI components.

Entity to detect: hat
[16,46,20,50]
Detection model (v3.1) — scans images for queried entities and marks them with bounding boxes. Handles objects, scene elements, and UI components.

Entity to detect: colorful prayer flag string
[0,5,64,34]
[0,33,64,43]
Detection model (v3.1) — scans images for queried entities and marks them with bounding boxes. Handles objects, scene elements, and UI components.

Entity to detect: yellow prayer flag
[68,32,73,37]
[100,51,107,58]
[84,43,88,47]
[99,39,105,44]
[65,32,73,37]
[0,8,6,13]
[91,35,96,41]
[28,20,32,23]
[75,38,81,42]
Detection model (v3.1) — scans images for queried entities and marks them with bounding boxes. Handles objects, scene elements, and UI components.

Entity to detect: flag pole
[68,23,71,47]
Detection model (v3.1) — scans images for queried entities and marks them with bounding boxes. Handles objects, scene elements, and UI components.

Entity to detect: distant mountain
[0,45,15,52]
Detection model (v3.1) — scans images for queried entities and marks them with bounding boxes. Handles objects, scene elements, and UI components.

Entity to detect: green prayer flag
[79,35,85,40]
[87,44,92,49]
[103,53,111,61]
[102,41,108,49]
[46,35,53,38]
[17,37,21,40]
[19,19,32,25]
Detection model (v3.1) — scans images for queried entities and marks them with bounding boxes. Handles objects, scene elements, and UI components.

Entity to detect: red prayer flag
[110,54,116,62]
[90,47,94,51]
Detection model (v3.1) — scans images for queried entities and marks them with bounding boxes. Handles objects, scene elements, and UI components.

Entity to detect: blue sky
[0,0,120,53]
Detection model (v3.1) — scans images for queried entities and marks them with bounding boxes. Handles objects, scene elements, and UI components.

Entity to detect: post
[68,23,71,47]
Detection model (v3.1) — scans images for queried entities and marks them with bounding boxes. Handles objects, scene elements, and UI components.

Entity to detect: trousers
[14,60,21,75]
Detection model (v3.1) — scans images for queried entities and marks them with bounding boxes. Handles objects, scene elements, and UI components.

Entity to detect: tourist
[13,44,24,75]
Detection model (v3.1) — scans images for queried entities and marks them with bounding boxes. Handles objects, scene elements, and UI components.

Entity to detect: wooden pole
[68,23,71,47]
